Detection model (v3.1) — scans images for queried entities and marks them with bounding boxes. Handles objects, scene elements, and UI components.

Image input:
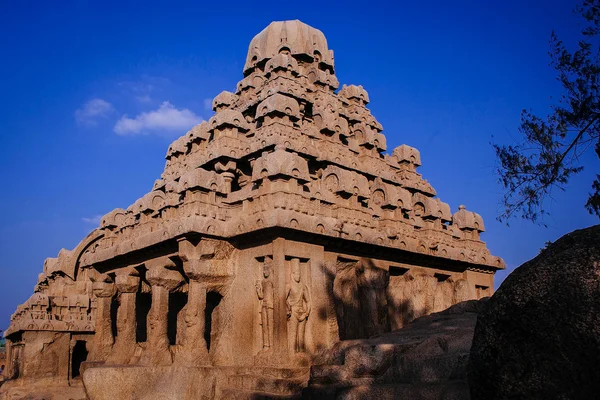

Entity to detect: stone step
[229,367,309,380]
[306,381,470,399]
[220,388,303,400]
[311,352,469,385]
[310,364,347,384]
[227,373,308,396]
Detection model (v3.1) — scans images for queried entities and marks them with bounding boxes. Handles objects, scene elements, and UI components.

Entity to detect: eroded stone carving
[286,259,311,353]
[256,257,274,350]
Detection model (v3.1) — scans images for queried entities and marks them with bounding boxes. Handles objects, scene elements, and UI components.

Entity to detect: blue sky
[1,0,598,332]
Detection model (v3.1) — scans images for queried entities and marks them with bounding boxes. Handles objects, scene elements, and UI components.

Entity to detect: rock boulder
[307,299,488,399]
[469,225,600,399]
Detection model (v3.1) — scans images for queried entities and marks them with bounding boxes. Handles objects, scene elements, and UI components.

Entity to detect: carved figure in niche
[286,259,311,353]
[255,258,274,349]
[356,260,390,338]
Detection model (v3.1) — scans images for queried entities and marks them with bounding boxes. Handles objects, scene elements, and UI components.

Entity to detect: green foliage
[539,240,554,254]
[494,0,600,223]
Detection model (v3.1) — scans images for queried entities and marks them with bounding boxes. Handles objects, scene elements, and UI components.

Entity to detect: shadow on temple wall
[317,258,400,342]
[308,259,480,398]
[316,256,475,343]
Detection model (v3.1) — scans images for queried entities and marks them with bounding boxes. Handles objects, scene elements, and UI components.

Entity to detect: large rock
[469,225,600,399]
[307,299,487,399]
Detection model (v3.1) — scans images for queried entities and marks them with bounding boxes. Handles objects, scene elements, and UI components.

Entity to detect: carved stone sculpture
[256,258,274,349]
[286,259,311,353]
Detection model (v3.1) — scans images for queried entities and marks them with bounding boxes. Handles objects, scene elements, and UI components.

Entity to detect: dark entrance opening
[167,292,188,345]
[71,340,88,379]
[390,266,409,276]
[110,296,119,338]
[135,292,152,342]
[204,291,223,351]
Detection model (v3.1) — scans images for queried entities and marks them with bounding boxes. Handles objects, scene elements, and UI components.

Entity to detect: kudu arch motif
[2,20,504,398]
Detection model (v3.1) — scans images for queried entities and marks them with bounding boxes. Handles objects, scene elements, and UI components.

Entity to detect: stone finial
[244,20,334,75]
[255,93,301,121]
[452,205,486,232]
[130,191,169,215]
[339,84,370,105]
[186,121,210,145]
[177,168,226,194]
[393,145,422,167]
[100,208,128,230]
[212,91,238,112]
[396,187,414,211]
[313,102,348,136]
[321,165,370,198]
[251,147,310,183]
[43,257,59,276]
[209,109,251,133]
[265,53,299,77]
[166,135,187,159]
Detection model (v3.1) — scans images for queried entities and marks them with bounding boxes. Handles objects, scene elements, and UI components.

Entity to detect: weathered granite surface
[469,225,600,400]
[307,299,486,399]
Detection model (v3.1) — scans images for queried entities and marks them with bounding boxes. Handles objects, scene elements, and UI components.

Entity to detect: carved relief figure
[255,258,274,349]
[286,259,311,353]
[334,259,389,339]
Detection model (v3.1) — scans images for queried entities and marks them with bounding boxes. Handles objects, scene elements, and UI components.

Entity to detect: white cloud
[82,215,102,225]
[75,98,114,125]
[203,98,213,111]
[136,94,152,103]
[114,101,203,135]
[119,76,171,104]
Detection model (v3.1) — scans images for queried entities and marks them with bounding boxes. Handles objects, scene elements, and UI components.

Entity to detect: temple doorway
[71,340,88,379]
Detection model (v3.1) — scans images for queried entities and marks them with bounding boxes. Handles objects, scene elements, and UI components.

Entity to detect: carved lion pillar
[142,256,184,366]
[182,280,208,364]
[106,268,139,364]
[176,238,211,365]
[90,274,116,362]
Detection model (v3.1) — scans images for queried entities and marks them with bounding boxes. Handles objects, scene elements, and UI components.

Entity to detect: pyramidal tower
[2,20,504,398]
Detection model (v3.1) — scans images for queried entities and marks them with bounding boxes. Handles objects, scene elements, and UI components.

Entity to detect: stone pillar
[9,343,22,379]
[142,256,184,366]
[221,172,235,193]
[215,161,236,194]
[147,284,170,365]
[4,340,12,378]
[90,274,116,362]
[177,238,212,365]
[106,268,139,364]
[181,280,208,365]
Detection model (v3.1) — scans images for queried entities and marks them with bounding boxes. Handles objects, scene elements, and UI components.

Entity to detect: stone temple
[1,20,504,399]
